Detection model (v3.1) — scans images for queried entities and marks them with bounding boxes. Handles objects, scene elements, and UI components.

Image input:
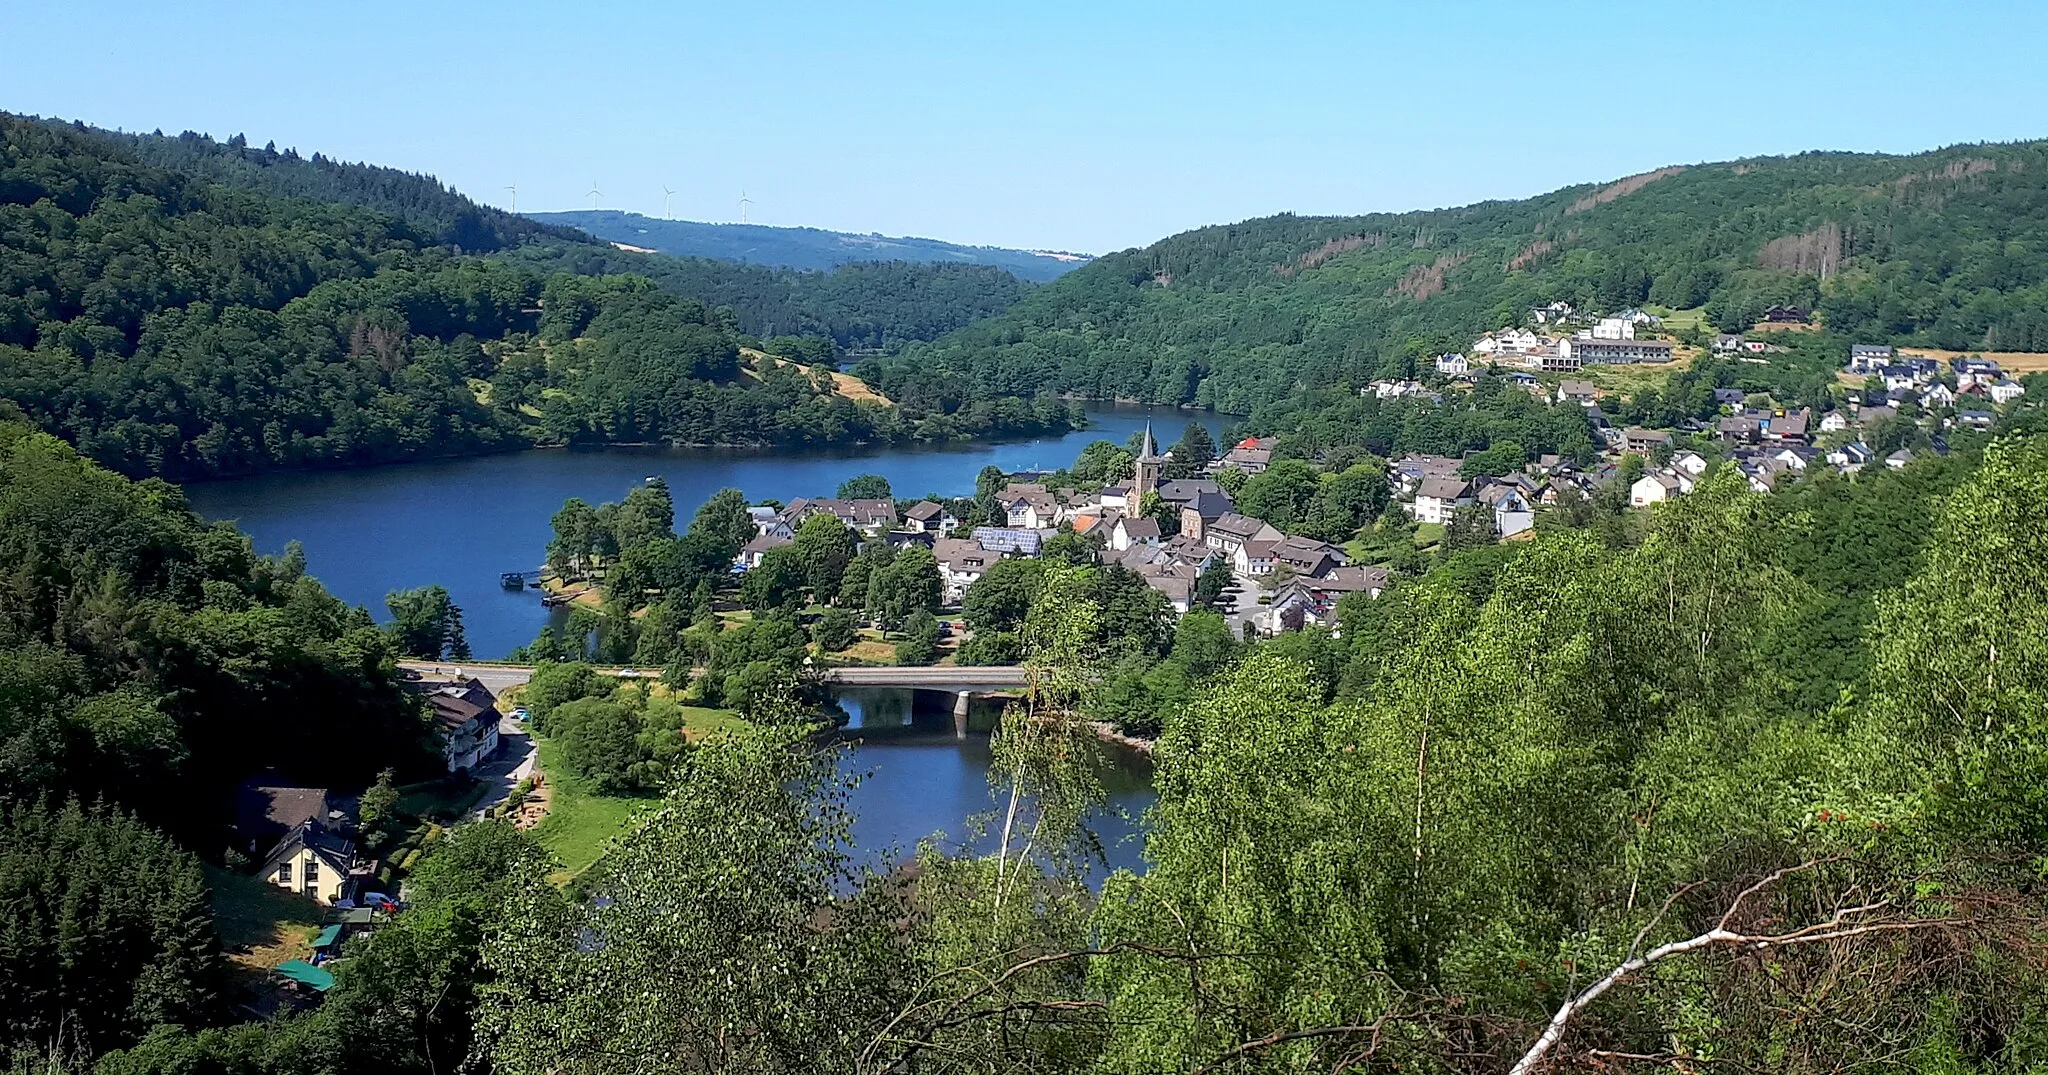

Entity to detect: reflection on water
[829,687,1154,880]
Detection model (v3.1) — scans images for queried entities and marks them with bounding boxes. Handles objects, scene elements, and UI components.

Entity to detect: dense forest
[75,124,1040,350]
[867,140,2048,414]
[0,115,1072,479]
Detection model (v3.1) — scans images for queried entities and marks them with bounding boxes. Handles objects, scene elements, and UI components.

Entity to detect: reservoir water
[185,402,1200,659]
[183,403,1186,871]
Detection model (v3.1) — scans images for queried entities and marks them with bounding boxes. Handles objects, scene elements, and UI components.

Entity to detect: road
[819,665,1031,688]
[400,660,1033,692]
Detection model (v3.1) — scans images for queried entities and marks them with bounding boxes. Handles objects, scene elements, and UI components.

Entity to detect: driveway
[469,716,537,818]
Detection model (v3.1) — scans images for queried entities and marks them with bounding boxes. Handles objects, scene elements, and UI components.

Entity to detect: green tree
[812,607,857,652]
[835,473,893,500]
[1236,458,1321,530]
[791,513,857,602]
[895,610,940,666]
[740,545,808,612]
[547,697,648,794]
[867,546,940,628]
[360,768,399,832]
[384,585,471,660]
[1165,422,1216,478]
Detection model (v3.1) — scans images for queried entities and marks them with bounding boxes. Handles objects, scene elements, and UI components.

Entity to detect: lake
[831,687,1154,879]
[183,403,1186,870]
[184,402,1203,659]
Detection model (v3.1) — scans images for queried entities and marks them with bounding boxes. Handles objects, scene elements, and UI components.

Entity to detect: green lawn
[529,737,654,884]
[528,702,748,882]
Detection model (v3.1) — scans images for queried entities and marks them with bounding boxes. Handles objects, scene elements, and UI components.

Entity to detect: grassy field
[208,866,322,972]
[1646,305,1710,335]
[529,738,653,883]
[528,701,747,881]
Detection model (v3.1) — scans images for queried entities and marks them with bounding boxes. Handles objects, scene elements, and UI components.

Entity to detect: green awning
[312,925,343,949]
[275,960,335,991]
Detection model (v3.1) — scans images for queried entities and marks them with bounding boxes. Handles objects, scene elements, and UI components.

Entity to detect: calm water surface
[185,403,1200,658]
[832,687,1155,879]
[184,403,1187,865]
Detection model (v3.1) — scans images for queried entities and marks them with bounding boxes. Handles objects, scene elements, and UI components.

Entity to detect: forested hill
[532,210,1089,282]
[15,116,1037,354]
[0,115,1076,480]
[869,140,2048,414]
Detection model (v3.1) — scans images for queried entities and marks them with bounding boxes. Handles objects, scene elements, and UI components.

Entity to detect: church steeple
[1132,421,1165,494]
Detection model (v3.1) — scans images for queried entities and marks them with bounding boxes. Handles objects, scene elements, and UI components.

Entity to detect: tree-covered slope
[872,140,2048,413]
[533,209,1088,282]
[0,115,1073,479]
[19,117,1041,356]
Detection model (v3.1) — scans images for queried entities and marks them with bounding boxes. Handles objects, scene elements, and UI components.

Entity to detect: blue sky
[5,1,2046,253]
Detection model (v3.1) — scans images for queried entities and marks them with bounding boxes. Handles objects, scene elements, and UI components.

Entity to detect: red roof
[1236,437,1262,449]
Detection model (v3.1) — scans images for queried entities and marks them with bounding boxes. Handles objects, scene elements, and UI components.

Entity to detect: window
[304,857,320,889]
[276,862,292,884]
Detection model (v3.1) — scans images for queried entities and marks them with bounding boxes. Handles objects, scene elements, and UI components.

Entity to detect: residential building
[1712,334,1745,353]
[1412,477,1473,526]
[1762,305,1810,323]
[748,505,790,538]
[1622,427,1672,454]
[902,501,956,533]
[1920,383,1956,408]
[1589,316,1636,340]
[1477,483,1535,538]
[1267,535,1343,579]
[1671,451,1709,479]
[1761,409,1811,444]
[933,538,994,603]
[1847,344,1896,371]
[1879,365,1917,392]
[1098,486,1131,512]
[1956,409,1995,430]
[1434,352,1470,375]
[1557,380,1598,405]
[1953,356,2003,387]
[1111,516,1162,551]
[1205,513,1285,556]
[1886,448,1915,470]
[1001,484,1060,529]
[1991,379,2027,405]
[422,678,502,773]
[1561,337,1676,365]
[1819,411,1849,433]
[1213,437,1276,476]
[783,497,898,535]
[235,782,358,906]
[1630,473,1683,507]
[971,526,1044,556]
[1712,387,1747,408]
[1232,539,1277,577]
[736,532,792,570]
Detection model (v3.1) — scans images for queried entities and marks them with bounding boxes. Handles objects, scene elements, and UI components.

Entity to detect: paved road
[400,660,1033,692]
[819,665,1031,688]
[468,717,536,818]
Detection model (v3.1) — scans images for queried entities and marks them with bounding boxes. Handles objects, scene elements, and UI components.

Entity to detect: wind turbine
[504,184,517,213]
[662,186,676,220]
[587,181,602,210]
[738,189,753,224]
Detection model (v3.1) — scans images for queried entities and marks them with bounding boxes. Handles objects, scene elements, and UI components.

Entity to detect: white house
[1819,411,1850,433]
[1478,483,1535,539]
[1110,516,1162,552]
[1590,317,1636,340]
[1434,352,1470,375]
[1920,383,1956,408]
[933,538,994,604]
[1412,477,1473,525]
[1232,539,1277,577]
[1671,451,1709,479]
[1630,473,1683,508]
[1991,379,2027,405]
[902,501,957,534]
